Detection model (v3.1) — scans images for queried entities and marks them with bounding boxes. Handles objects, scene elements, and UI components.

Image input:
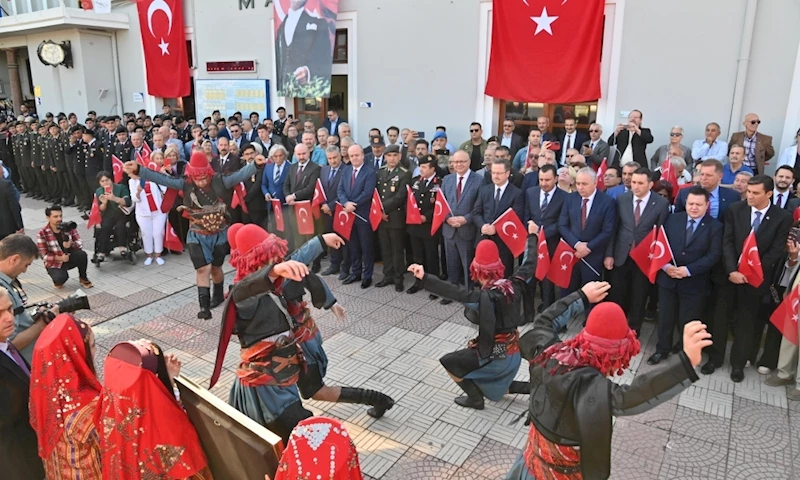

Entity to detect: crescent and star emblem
[747,246,761,266]
[298,207,309,223]
[559,250,574,270]
[501,221,519,240]
[435,200,443,216]
[147,0,174,56]
[338,210,349,226]
[649,241,665,260]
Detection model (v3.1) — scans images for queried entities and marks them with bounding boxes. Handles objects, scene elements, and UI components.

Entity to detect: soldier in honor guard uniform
[81,128,105,196]
[20,118,39,199]
[406,154,443,299]
[67,125,90,211]
[58,118,79,207]
[375,144,411,292]
[33,122,54,202]
[100,117,116,173]
[114,126,133,167]
[46,122,70,205]
[10,122,27,195]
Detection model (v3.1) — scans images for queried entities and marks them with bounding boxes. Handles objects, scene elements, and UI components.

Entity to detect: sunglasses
[589,129,600,133]
[670,133,682,137]
[750,120,761,125]
[470,129,480,133]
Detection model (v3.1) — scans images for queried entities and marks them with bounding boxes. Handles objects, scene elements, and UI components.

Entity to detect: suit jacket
[520,171,539,192]
[483,167,524,189]
[376,165,411,228]
[0,179,23,240]
[722,201,792,293]
[656,212,723,294]
[283,161,321,201]
[472,183,525,233]
[558,191,617,266]
[607,128,654,166]
[729,131,775,173]
[337,164,377,219]
[276,9,332,93]
[525,186,566,255]
[323,117,347,136]
[442,170,483,242]
[557,132,589,165]
[675,185,741,222]
[0,349,45,480]
[606,192,671,265]
[243,165,268,215]
[408,175,443,238]
[500,133,526,159]
[261,162,290,203]
[320,164,344,213]
[217,153,242,175]
[242,130,258,143]
[605,184,628,200]
[229,137,249,152]
[364,153,386,171]
[581,138,610,169]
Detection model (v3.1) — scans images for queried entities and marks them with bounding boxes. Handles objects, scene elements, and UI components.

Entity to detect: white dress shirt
[774,188,791,209]
[632,191,652,215]
[284,7,304,46]
[751,204,770,227]
[540,186,556,207]
[561,133,575,164]
[501,134,513,148]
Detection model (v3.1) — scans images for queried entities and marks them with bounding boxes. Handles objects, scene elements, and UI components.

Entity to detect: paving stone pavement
[14,197,800,479]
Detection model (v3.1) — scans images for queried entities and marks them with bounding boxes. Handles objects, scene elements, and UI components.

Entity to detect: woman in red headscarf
[29,313,103,479]
[274,416,362,480]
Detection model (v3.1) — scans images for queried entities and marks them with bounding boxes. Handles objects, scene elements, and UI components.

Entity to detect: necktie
[494,187,501,205]
[7,343,29,377]
[591,142,595,150]
[144,182,158,212]
[541,192,549,210]
[296,164,304,184]
[777,193,784,207]
[567,134,573,150]
[581,198,589,229]
[328,168,335,182]
[274,166,281,182]
[457,176,463,202]
[686,219,696,241]
[634,199,642,226]
[752,211,762,232]
[351,169,357,189]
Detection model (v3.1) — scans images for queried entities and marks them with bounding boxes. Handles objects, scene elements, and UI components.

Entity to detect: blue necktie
[541,192,549,211]
[752,211,762,232]
[686,219,695,241]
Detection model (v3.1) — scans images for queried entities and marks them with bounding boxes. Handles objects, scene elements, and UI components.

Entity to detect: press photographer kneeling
[36,205,93,289]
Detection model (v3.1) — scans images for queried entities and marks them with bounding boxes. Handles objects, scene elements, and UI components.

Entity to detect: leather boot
[508,381,530,395]
[197,287,212,319]
[338,387,395,419]
[210,282,225,309]
[454,379,484,410]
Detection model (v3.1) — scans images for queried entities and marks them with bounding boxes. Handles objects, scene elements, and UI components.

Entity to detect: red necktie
[144,182,158,212]
[457,176,463,202]
[581,198,589,229]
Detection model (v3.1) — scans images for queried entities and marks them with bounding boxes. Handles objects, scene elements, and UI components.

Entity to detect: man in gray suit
[604,167,670,336]
[440,150,484,304]
[581,123,610,170]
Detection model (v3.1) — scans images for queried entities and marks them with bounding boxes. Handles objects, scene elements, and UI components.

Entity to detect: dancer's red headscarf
[275,417,363,480]
[233,224,288,283]
[185,151,215,183]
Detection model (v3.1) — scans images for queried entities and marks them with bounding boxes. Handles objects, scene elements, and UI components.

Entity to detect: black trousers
[33,166,47,194]
[410,233,440,282]
[97,210,128,254]
[712,283,763,369]
[608,259,650,333]
[46,249,89,285]
[242,209,269,230]
[656,286,704,354]
[378,224,405,284]
[43,168,59,199]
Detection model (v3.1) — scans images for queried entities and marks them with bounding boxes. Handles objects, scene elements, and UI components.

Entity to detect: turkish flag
[485,0,604,103]
[294,200,315,235]
[369,189,383,232]
[547,240,578,288]
[770,284,800,346]
[793,206,800,223]
[737,230,764,288]
[660,157,678,187]
[230,182,249,214]
[135,147,150,167]
[492,208,527,258]
[333,202,355,241]
[406,185,422,224]
[535,227,550,281]
[271,199,284,232]
[111,155,124,183]
[164,222,183,252]
[311,178,327,219]
[431,189,451,236]
[136,0,191,98]
[160,188,179,213]
[595,157,608,190]
[86,196,102,229]
[629,226,675,283]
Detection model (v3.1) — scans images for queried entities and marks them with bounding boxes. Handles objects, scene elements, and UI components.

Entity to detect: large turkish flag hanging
[136,0,190,98]
[485,0,604,103]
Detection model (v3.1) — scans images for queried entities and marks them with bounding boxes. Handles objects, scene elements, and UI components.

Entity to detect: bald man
[729,113,774,174]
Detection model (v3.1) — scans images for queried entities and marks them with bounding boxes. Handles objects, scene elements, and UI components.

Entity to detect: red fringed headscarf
[29,313,101,458]
[234,233,289,283]
[470,239,505,283]
[275,417,363,480]
[184,151,215,183]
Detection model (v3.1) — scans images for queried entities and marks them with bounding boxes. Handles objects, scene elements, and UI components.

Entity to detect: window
[499,101,598,139]
[333,29,347,64]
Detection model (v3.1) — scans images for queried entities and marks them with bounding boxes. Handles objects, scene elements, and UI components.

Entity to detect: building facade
[1,0,799,167]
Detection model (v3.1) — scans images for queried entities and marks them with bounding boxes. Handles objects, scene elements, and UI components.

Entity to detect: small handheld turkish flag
[737,230,764,288]
[431,189,452,236]
[547,240,578,288]
[164,222,183,252]
[660,157,678,187]
[111,155,124,183]
[595,158,608,191]
[535,227,550,281]
[793,206,800,223]
[333,202,355,241]
[770,284,800,346]
[160,188,179,214]
[271,199,284,232]
[87,196,102,229]
[294,200,315,235]
[406,185,422,224]
[311,178,327,219]
[492,208,527,257]
[629,226,675,283]
[230,182,249,214]
[369,189,383,232]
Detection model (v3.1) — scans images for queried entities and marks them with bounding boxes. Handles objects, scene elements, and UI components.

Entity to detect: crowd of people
[2,103,800,479]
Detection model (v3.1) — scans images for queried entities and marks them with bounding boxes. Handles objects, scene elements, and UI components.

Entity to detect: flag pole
[581,258,601,277]
[335,201,368,223]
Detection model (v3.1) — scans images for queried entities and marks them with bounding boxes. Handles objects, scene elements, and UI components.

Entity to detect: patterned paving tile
[381,448,460,480]
[629,397,678,431]
[725,448,794,480]
[658,432,728,480]
[610,419,668,477]
[459,437,520,479]
[670,406,730,445]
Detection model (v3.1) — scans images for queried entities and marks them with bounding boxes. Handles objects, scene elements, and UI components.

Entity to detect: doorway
[293,75,348,130]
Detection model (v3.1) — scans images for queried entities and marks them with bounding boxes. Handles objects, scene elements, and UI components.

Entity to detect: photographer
[0,234,59,362]
[36,205,93,289]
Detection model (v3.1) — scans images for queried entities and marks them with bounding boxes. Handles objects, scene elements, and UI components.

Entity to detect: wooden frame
[498,101,599,139]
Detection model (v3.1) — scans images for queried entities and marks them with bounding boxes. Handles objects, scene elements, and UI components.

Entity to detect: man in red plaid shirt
[36,205,93,289]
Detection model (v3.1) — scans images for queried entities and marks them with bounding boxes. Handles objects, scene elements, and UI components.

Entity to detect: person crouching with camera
[36,205,93,289]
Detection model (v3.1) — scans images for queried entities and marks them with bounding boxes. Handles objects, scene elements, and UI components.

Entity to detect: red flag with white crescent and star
[406,185,422,225]
[660,157,679,187]
[595,157,608,191]
[271,198,284,232]
[629,226,675,283]
[86,196,102,229]
[535,227,550,281]
[111,155,124,183]
[547,239,578,288]
[770,284,800,346]
[737,230,764,288]
[230,182,249,214]
[491,207,527,258]
[135,0,191,98]
[333,202,355,241]
[369,189,383,232]
[164,221,183,252]
[311,178,327,219]
[431,189,451,236]
[485,0,604,103]
[294,200,315,235]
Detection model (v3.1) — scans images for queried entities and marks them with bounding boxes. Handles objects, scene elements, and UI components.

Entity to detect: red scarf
[144,181,158,212]
[29,314,101,458]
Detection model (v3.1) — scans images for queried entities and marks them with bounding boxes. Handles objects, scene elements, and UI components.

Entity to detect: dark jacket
[0,179,23,240]
[607,128,654,166]
[376,165,410,228]
[408,174,442,238]
[656,212,723,294]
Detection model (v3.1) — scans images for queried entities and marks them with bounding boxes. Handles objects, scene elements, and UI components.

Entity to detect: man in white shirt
[559,118,588,166]
[691,122,728,163]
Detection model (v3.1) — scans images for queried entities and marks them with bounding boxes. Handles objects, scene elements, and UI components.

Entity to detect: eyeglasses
[670,133,682,137]
[589,129,600,133]
[567,154,575,158]
[538,154,547,158]
[750,120,761,125]
[470,129,480,133]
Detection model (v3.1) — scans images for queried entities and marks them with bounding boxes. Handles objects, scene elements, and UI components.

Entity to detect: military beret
[385,144,401,154]
[82,128,95,137]
[418,154,437,167]
[69,125,83,134]
[487,135,500,143]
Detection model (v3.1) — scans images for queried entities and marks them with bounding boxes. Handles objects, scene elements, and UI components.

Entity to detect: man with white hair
[650,125,693,170]
[337,122,351,141]
[581,123,609,169]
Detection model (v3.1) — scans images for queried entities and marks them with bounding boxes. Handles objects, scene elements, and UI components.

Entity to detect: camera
[27,290,91,323]
[58,221,78,232]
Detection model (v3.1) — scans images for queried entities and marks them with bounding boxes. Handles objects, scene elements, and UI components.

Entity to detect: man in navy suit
[322,110,346,137]
[605,162,639,200]
[441,151,484,298]
[524,164,565,310]
[558,167,617,310]
[338,145,377,288]
[557,118,589,167]
[675,159,741,220]
[649,187,722,364]
[319,145,350,278]
[261,144,291,246]
[472,158,524,277]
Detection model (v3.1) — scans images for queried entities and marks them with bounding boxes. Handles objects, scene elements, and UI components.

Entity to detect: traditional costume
[30,313,102,480]
[97,341,213,480]
[420,236,538,409]
[134,151,257,319]
[507,301,700,480]
[275,417,363,480]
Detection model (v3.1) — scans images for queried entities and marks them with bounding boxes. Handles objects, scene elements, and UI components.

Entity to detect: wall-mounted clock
[37,40,73,68]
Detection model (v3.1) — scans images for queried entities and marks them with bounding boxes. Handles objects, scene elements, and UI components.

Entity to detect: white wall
[78,32,118,114]
[24,29,88,115]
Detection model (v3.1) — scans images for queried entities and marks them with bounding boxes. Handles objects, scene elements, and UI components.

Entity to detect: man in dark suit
[261,144,291,245]
[581,123,610,170]
[241,144,269,229]
[284,143,322,265]
[524,164,565,310]
[499,119,526,159]
[711,175,791,382]
[604,167,670,335]
[319,146,349,278]
[558,167,617,311]
[772,165,796,210]
[472,158,524,276]
[275,0,333,94]
[557,118,589,167]
[407,155,444,299]
[216,137,242,174]
[0,178,23,241]
[675,159,741,221]
[607,110,653,166]
[323,109,346,137]
[338,145,377,288]
[649,187,723,364]
[375,145,410,291]
[364,136,386,171]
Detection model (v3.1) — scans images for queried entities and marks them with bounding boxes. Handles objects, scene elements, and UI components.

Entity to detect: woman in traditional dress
[29,313,102,480]
[274,417,363,480]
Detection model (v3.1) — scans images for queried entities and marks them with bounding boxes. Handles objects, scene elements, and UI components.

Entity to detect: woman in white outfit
[129,150,170,265]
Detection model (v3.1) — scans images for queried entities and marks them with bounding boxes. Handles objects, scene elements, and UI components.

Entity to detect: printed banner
[273,0,340,98]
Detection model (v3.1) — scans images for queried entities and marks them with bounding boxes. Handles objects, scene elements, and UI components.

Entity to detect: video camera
[58,221,78,232]
[26,290,91,323]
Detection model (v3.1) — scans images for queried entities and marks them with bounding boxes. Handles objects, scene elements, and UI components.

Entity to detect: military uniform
[67,134,90,209]
[31,129,52,200]
[58,131,80,206]
[0,126,20,189]
[407,156,443,295]
[82,137,105,194]
[375,161,410,290]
